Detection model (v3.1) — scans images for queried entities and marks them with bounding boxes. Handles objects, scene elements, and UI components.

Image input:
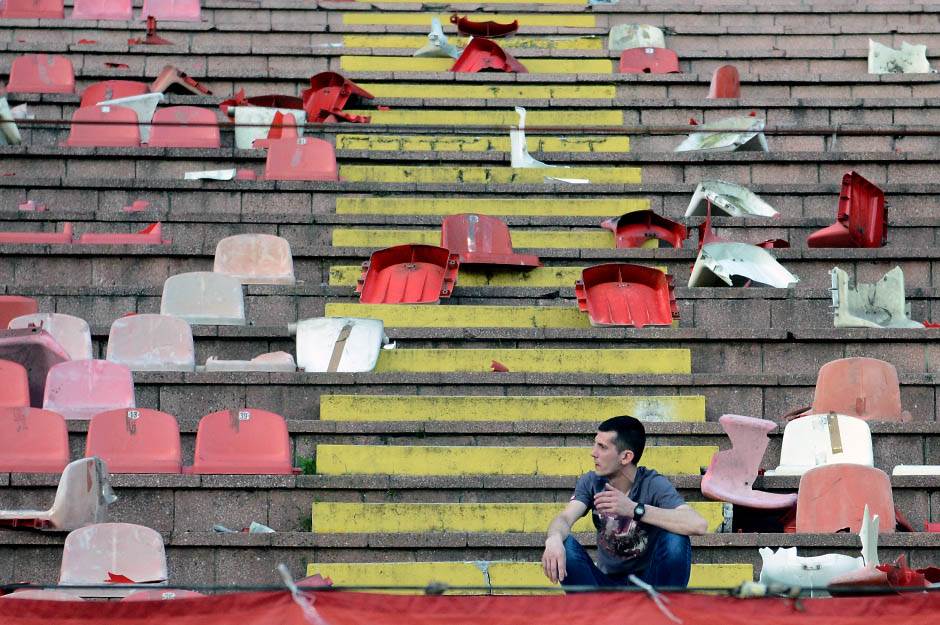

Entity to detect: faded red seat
[0,407,69,472]
[42,360,135,421]
[140,0,200,20]
[66,105,140,148]
[0,296,38,328]
[357,244,460,304]
[1,0,63,18]
[71,0,131,20]
[302,72,373,123]
[77,223,167,245]
[707,64,741,99]
[0,223,73,245]
[601,210,687,249]
[263,137,339,181]
[440,214,540,268]
[6,54,74,94]
[575,264,678,328]
[451,38,527,73]
[0,359,30,408]
[791,357,910,422]
[148,106,220,148]
[619,47,680,74]
[701,414,798,509]
[808,172,886,248]
[796,464,894,533]
[0,327,70,407]
[59,523,167,597]
[80,81,148,108]
[86,408,181,474]
[0,457,111,530]
[184,408,298,475]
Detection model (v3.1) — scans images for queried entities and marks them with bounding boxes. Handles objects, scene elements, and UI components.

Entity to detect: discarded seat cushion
[59,523,168,597]
[440,214,541,267]
[575,264,678,328]
[675,116,768,152]
[8,313,93,361]
[707,64,741,99]
[213,233,295,285]
[0,296,39,328]
[608,24,666,51]
[263,137,339,181]
[290,317,387,373]
[6,54,74,94]
[302,72,373,123]
[759,547,864,594]
[795,464,894,533]
[0,359,30,408]
[685,180,778,218]
[86,408,182,473]
[1,0,63,17]
[0,327,70,408]
[96,92,164,143]
[618,47,680,74]
[414,17,460,59]
[232,106,306,150]
[43,360,136,421]
[71,0,131,20]
[149,65,211,95]
[765,413,874,476]
[808,171,886,248]
[869,39,931,74]
[795,357,911,422]
[0,457,113,531]
[450,14,519,38]
[451,38,527,73]
[0,406,69,472]
[79,80,148,108]
[601,210,688,249]
[830,266,923,329]
[77,222,168,245]
[0,97,23,146]
[700,414,798,509]
[202,352,297,373]
[140,0,200,21]
[358,244,460,304]
[105,314,195,372]
[66,105,141,148]
[122,590,205,601]
[689,242,799,288]
[184,408,297,475]
[160,272,246,326]
[147,106,220,148]
[0,222,73,244]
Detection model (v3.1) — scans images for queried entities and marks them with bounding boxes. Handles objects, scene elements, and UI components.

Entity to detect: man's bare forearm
[546,514,572,542]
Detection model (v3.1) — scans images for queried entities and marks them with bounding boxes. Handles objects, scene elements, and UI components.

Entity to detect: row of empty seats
[2,0,199,21]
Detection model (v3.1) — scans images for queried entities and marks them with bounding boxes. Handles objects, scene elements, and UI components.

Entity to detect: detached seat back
[795,464,894,533]
[184,408,297,475]
[767,413,874,476]
[808,172,886,249]
[357,244,459,304]
[0,406,69,472]
[601,209,687,249]
[440,214,540,268]
[42,360,135,421]
[575,263,678,328]
[86,408,182,473]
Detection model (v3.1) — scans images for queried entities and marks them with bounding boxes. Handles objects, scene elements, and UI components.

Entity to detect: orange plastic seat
[451,38,527,73]
[86,408,181,473]
[140,0,200,20]
[440,214,541,268]
[66,105,140,148]
[0,327,70,408]
[707,64,741,99]
[0,359,30,408]
[601,210,688,249]
[71,0,131,20]
[0,296,38,328]
[701,414,798,510]
[6,54,74,94]
[794,357,911,422]
[59,523,167,597]
[43,360,135,421]
[148,106,220,148]
[184,408,297,475]
[619,47,680,74]
[1,0,63,19]
[808,172,887,249]
[263,137,339,181]
[357,244,460,304]
[0,407,69,473]
[80,80,148,108]
[575,264,678,328]
[795,464,894,533]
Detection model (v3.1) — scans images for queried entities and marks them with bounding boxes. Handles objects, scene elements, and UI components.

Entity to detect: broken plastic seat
[869,39,931,74]
[357,244,460,304]
[184,408,298,475]
[0,457,113,531]
[202,351,296,373]
[290,317,387,373]
[0,296,39,328]
[6,54,74,94]
[77,222,168,245]
[765,413,873,476]
[808,172,886,249]
[160,272,245,326]
[414,17,459,59]
[793,357,911,422]
[0,327,70,408]
[451,38,527,73]
[97,93,164,144]
[232,106,305,150]
[251,110,300,149]
[0,359,30,408]
[708,65,741,99]
[685,180,778,218]
[700,414,798,510]
[795,464,894,533]
[302,72,373,123]
[0,406,69,472]
[618,47,680,74]
[601,209,687,249]
[59,523,167,598]
[675,116,768,153]
[105,314,195,372]
[150,65,211,95]
[440,214,541,268]
[140,0,199,21]
[689,242,799,288]
[66,105,140,148]
[1,0,63,17]
[830,266,923,329]
[85,408,181,473]
[450,14,519,38]
[71,0,131,20]
[263,137,339,181]
[8,313,93,361]
[575,264,678,328]
[147,106,220,148]
[760,547,864,595]
[213,233,295,285]
[0,223,73,244]
[608,24,666,51]
[42,359,136,421]
[80,81,148,108]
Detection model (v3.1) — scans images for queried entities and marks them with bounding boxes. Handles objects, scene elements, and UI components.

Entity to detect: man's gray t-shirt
[571,467,686,577]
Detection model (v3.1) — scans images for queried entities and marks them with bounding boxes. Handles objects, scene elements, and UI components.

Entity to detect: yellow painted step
[335,197,650,217]
[346,36,604,51]
[316,444,715,476]
[332,228,613,248]
[358,83,614,99]
[319,395,705,423]
[325,303,591,329]
[357,108,623,126]
[341,56,613,74]
[308,561,753,592]
[339,165,641,185]
[336,134,630,153]
[342,13,597,28]
[312,502,725,533]
[329,265,665,288]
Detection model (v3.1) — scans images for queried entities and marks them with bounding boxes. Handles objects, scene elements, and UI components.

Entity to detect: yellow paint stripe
[341,56,614,74]
[336,134,631,153]
[329,265,665,287]
[355,109,623,127]
[332,228,613,248]
[312,502,724,533]
[342,13,597,27]
[335,197,650,217]
[307,562,752,592]
[316,444,715,476]
[345,36,604,51]
[319,395,705,423]
[358,83,614,99]
[338,165,641,184]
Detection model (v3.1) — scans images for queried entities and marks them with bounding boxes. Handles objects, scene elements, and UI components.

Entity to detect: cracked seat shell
[8,313,93,361]
[451,38,527,73]
[601,209,687,249]
[808,172,886,249]
[106,314,195,372]
[59,523,167,597]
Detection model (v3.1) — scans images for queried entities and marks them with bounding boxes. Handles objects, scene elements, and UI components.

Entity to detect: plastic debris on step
[18,200,47,212]
[0,327,70,407]
[122,199,151,212]
[795,464,894,533]
[694,201,788,251]
[601,209,687,249]
[213,233,295,285]
[868,39,931,74]
[290,317,387,373]
[450,13,518,38]
[202,351,296,373]
[219,89,302,116]
[618,47,679,74]
[302,72,373,123]
[6,54,74,94]
[43,359,136,421]
[357,244,459,304]
[0,406,68,472]
[149,65,211,95]
[72,0,131,20]
[808,171,886,248]
[765,413,874,476]
[160,271,245,325]
[80,80,148,107]
[830,266,924,329]
[86,408,182,473]
[0,98,23,146]
[415,17,460,59]
[105,314,195,372]
[66,105,140,147]
[0,223,73,244]
[232,106,305,150]
[451,38,527,73]
[183,409,298,475]
[1,0,63,18]
[608,24,665,51]
[575,263,678,327]
[59,523,167,598]
[689,240,798,287]
[509,106,567,172]
[2,590,86,601]
[148,106,220,148]
[708,64,741,99]
[97,92,163,143]
[827,506,888,590]
[675,115,768,152]
[8,312,93,360]
[686,180,778,217]
[251,111,299,149]
[183,168,236,180]
[441,213,541,267]
[128,16,173,45]
[263,137,339,181]
[140,0,199,21]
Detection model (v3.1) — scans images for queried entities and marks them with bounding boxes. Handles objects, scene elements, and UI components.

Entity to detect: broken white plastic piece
[8,313,93,361]
[511,106,559,169]
[608,24,665,51]
[184,168,236,181]
[860,505,879,568]
[868,39,931,74]
[892,464,940,475]
[202,351,297,372]
[160,272,246,326]
[764,413,874,476]
[289,317,387,373]
[758,548,863,596]
[675,116,769,153]
[830,266,924,329]
[686,180,779,218]
[97,93,164,144]
[232,106,306,150]
[0,98,22,146]
[689,242,799,288]
[414,17,460,59]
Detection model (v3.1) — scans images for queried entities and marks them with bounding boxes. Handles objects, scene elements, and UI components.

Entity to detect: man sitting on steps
[542,415,708,589]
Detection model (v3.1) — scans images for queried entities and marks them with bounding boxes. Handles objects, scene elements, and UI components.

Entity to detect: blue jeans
[560,532,691,590]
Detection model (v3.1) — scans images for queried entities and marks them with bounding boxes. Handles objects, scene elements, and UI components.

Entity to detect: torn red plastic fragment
[755,239,790,249]
[877,555,929,588]
[80,80,149,107]
[807,171,887,248]
[297,574,333,589]
[150,65,212,95]
[490,360,509,373]
[128,17,173,45]
[1,0,63,18]
[451,38,527,73]
[575,263,678,328]
[450,13,519,38]
[440,214,541,268]
[301,72,373,123]
[252,111,299,149]
[601,210,687,249]
[77,39,98,44]
[707,64,741,99]
[6,54,75,94]
[122,200,150,212]
[357,244,459,304]
[105,62,130,69]
[263,137,338,181]
[18,200,47,212]
[0,223,72,244]
[107,572,136,584]
[78,222,169,245]
[618,47,680,74]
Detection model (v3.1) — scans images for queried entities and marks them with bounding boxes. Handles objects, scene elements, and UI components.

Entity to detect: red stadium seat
[575,263,678,328]
[43,360,135,421]
[357,244,460,304]
[6,54,74,94]
[440,214,540,268]
[0,406,69,473]
[301,72,373,123]
[619,47,680,74]
[66,105,140,148]
[184,408,298,475]
[80,80,149,108]
[140,0,199,20]
[789,357,910,422]
[451,38,527,73]
[86,408,182,473]
[0,359,30,408]
[601,210,688,249]
[795,464,894,533]
[263,137,339,181]
[0,327,70,408]
[808,172,887,249]
[707,64,741,99]
[0,296,38,328]
[148,106,220,148]
[1,0,63,19]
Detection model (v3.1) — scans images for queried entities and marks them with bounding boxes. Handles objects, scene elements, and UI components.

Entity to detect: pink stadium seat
[59,523,168,597]
[263,137,338,181]
[80,80,148,108]
[1,0,63,19]
[184,408,298,475]
[42,360,135,421]
[8,312,93,361]
[147,106,220,148]
[6,54,74,94]
[71,0,131,20]
[0,296,38,328]
[66,105,141,148]
[86,408,182,473]
[0,327,70,408]
[0,407,69,473]
[213,234,295,285]
[357,244,460,304]
[795,464,894,533]
[0,359,30,408]
[105,314,195,372]
[140,0,199,20]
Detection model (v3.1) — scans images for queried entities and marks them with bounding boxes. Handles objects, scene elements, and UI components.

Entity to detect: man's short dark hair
[597,415,645,465]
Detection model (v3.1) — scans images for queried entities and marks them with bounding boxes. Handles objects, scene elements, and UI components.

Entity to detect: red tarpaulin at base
[4,589,940,625]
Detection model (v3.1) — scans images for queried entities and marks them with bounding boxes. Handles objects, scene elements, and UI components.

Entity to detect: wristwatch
[633,503,646,521]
